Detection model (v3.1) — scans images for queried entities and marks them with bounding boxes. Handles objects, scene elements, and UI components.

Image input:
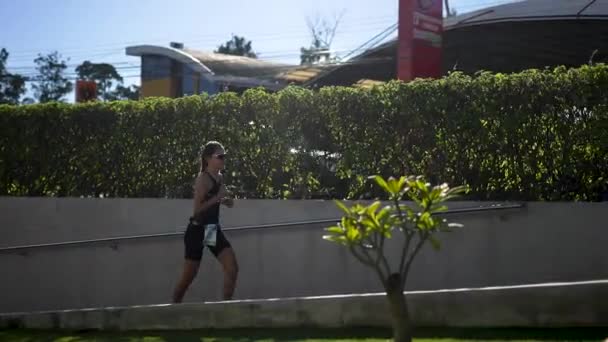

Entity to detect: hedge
[1,64,607,200]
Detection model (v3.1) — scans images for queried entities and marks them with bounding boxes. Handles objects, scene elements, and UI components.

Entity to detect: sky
[0,0,516,101]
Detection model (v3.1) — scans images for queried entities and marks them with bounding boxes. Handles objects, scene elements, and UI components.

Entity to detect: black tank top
[197,171,221,224]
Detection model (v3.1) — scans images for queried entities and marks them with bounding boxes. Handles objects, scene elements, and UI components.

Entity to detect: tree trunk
[386,273,413,342]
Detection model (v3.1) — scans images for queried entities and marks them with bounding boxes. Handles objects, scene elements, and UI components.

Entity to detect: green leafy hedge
[1,64,607,200]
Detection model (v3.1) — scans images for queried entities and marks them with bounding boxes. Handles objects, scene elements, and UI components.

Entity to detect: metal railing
[0,203,524,253]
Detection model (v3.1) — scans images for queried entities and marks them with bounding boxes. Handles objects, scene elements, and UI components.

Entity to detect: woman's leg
[174,223,204,303]
[217,247,238,300]
[172,259,200,303]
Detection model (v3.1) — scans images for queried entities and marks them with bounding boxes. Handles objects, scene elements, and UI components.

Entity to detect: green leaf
[367,201,381,214]
[326,226,345,234]
[430,205,449,213]
[377,205,391,221]
[334,200,351,214]
[370,175,391,194]
[346,226,361,241]
[323,235,348,245]
[417,211,432,230]
[398,204,415,216]
[387,177,401,194]
[429,235,442,251]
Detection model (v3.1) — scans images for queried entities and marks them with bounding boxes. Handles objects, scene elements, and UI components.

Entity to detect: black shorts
[184,222,231,261]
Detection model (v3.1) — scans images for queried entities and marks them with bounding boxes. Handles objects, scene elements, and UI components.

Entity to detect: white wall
[0,198,606,313]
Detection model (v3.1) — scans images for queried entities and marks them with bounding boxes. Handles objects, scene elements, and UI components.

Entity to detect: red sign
[76,80,97,102]
[397,0,443,81]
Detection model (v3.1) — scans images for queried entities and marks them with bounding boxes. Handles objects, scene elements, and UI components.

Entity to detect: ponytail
[200,156,208,173]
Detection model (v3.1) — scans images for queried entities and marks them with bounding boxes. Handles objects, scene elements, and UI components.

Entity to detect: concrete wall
[2,281,607,330]
[1,198,606,314]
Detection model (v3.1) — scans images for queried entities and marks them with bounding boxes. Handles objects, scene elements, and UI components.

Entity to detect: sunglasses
[213,154,226,160]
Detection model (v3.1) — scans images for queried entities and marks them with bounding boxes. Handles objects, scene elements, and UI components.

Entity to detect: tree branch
[395,198,414,274]
[326,10,346,47]
[398,230,414,277]
[401,232,429,289]
[366,233,392,279]
[350,244,388,288]
[394,198,415,234]
[377,232,392,277]
[349,244,375,268]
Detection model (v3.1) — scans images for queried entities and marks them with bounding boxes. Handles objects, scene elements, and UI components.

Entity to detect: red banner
[397,0,443,81]
[76,80,97,102]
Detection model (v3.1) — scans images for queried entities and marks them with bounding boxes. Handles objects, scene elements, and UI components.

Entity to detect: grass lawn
[0,327,606,342]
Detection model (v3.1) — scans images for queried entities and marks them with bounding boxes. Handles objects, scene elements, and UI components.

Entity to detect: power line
[3,0,523,60]
[4,18,398,62]
[6,15,398,58]
[2,25,393,68]
[4,0,588,87]
[4,47,360,76]
[2,55,398,83]
[6,44,370,75]
[340,23,398,61]
[6,24,602,82]
[2,0,523,67]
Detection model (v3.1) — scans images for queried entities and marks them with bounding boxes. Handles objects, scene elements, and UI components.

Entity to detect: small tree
[300,11,344,65]
[108,84,140,101]
[0,48,27,105]
[324,175,465,342]
[75,61,123,101]
[32,51,73,103]
[216,35,257,58]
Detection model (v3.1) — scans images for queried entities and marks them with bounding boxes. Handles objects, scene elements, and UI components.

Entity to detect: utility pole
[445,0,452,16]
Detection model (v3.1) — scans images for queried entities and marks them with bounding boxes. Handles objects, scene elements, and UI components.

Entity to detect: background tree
[75,61,123,101]
[300,11,344,65]
[32,51,73,103]
[0,48,27,105]
[108,84,140,101]
[216,35,257,58]
[324,175,465,342]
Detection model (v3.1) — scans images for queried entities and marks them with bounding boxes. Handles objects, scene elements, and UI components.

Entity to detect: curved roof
[126,45,214,75]
[444,0,608,29]
[183,48,292,78]
[126,45,294,79]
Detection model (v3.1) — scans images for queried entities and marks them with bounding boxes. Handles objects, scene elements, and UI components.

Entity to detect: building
[126,0,608,97]
[306,0,608,87]
[126,43,286,97]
